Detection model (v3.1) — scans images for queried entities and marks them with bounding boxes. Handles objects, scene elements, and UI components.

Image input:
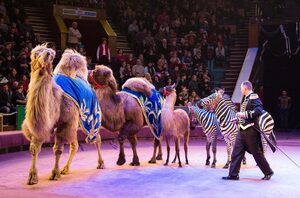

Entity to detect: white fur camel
[22,45,104,185]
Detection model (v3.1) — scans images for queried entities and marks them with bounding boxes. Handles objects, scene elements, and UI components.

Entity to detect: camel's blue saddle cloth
[54,74,101,142]
[121,87,164,140]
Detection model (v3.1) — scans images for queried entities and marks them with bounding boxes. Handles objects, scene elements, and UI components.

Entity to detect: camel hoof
[164,162,169,166]
[148,158,156,164]
[60,166,69,175]
[156,154,162,160]
[49,169,61,181]
[97,161,105,169]
[178,163,182,168]
[205,161,210,166]
[186,161,189,165]
[211,163,216,168]
[223,164,229,169]
[27,171,38,185]
[116,157,126,166]
[130,161,140,166]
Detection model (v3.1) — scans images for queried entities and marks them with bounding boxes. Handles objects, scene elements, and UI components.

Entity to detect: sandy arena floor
[0,135,300,198]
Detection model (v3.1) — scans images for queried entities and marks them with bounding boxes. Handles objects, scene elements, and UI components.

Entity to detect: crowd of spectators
[0,0,44,124]
[107,0,244,106]
[0,0,244,126]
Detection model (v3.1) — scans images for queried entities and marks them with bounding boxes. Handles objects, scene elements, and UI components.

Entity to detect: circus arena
[1,0,300,198]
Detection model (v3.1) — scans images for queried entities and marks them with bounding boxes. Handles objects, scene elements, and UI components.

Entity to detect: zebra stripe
[191,106,219,143]
[259,110,275,152]
[200,94,240,165]
[201,93,275,153]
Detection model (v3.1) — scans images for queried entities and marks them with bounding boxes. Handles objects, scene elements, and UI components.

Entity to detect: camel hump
[122,78,154,97]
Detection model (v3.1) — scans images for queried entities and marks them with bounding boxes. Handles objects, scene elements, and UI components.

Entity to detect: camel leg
[149,138,159,164]
[164,135,170,166]
[61,140,79,175]
[175,137,182,167]
[116,134,126,165]
[128,134,140,166]
[211,138,217,168]
[49,136,64,180]
[205,141,211,166]
[95,133,105,169]
[184,129,189,165]
[172,153,177,163]
[156,136,163,160]
[27,137,43,185]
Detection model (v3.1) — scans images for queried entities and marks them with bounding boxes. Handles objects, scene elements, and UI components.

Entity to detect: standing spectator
[67,21,82,49]
[278,90,291,131]
[96,37,110,65]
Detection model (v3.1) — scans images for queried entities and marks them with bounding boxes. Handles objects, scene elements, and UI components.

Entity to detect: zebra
[189,104,219,168]
[199,90,246,169]
[200,88,276,166]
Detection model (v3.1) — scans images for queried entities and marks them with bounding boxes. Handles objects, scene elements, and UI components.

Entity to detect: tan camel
[157,84,190,167]
[22,45,104,185]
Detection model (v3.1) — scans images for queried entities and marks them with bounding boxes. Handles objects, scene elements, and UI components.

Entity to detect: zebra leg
[205,141,211,166]
[223,140,231,169]
[242,156,247,165]
[211,138,217,168]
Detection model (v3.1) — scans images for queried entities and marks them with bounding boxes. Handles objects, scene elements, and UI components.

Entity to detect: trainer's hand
[236,112,246,119]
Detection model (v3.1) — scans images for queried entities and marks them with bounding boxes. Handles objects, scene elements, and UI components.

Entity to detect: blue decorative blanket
[54,74,101,142]
[121,87,164,140]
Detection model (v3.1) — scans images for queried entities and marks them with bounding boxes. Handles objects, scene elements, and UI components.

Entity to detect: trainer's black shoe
[262,172,274,180]
[222,175,239,180]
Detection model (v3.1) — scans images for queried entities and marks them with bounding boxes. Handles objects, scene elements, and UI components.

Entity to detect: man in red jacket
[96,38,110,65]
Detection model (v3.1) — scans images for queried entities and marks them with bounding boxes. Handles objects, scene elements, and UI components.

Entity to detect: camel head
[89,65,118,93]
[30,44,56,76]
[54,49,88,81]
[159,83,176,97]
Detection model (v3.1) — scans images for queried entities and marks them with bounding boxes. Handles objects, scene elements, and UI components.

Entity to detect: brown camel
[88,65,162,166]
